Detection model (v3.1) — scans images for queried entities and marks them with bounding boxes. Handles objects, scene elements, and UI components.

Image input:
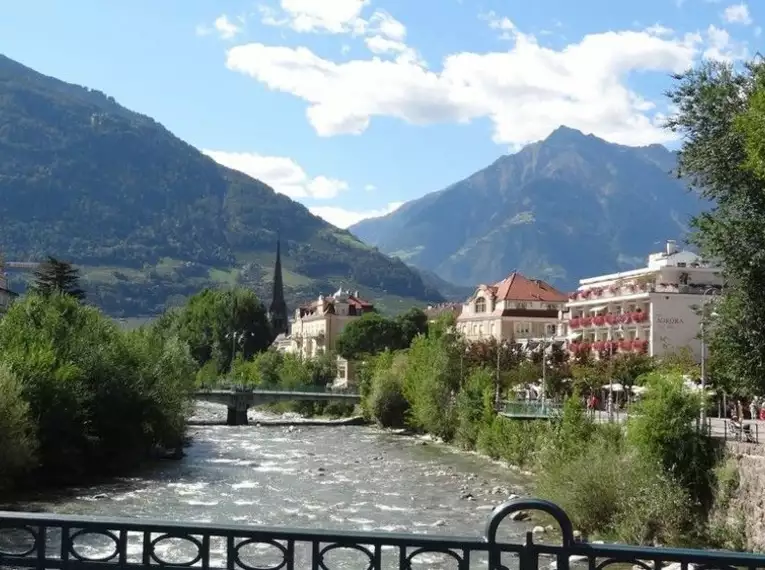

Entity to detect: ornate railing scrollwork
[1,498,764,570]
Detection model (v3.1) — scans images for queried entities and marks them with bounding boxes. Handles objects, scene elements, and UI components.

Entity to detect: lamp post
[700,287,721,423]
[608,324,623,423]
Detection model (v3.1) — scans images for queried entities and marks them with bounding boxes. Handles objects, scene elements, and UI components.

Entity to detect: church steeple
[269,236,288,337]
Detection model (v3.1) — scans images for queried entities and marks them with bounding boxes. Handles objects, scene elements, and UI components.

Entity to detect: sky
[0,1,762,229]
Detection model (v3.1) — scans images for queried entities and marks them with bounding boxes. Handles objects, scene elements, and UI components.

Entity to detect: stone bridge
[195,388,361,425]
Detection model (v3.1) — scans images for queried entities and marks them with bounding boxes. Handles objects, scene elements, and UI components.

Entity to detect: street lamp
[607,324,624,423]
[700,287,721,422]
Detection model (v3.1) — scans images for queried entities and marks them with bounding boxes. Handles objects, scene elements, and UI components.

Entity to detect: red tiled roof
[481,272,566,303]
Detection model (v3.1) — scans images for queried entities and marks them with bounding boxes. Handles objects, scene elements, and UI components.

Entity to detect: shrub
[0,364,37,490]
[455,368,493,449]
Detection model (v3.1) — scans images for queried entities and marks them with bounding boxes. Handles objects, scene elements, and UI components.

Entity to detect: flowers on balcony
[619,339,633,350]
[593,340,606,351]
[568,292,578,301]
[593,315,605,326]
[632,339,648,353]
[580,289,593,299]
[581,316,593,327]
[631,311,647,323]
[592,286,604,297]
[569,317,581,329]
[604,313,616,325]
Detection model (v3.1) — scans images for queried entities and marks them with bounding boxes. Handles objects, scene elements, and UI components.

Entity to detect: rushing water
[2,402,534,569]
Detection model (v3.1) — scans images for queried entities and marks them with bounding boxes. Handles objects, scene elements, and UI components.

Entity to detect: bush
[0,293,195,486]
[455,368,493,449]
[0,364,37,490]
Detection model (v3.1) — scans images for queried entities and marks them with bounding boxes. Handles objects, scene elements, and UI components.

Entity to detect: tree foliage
[0,293,195,492]
[158,288,272,372]
[335,309,428,359]
[667,59,765,395]
[31,256,86,301]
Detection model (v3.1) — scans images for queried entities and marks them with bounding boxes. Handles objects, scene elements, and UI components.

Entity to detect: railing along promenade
[501,401,762,443]
[1,498,762,570]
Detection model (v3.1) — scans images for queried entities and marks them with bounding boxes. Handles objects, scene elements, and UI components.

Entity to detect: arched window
[475,297,487,313]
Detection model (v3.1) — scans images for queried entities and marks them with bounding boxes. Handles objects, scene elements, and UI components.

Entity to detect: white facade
[563,240,723,360]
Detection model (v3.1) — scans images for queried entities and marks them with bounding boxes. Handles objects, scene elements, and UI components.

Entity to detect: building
[289,288,375,360]
[423,303,462,323]
[0,266,17,315]
[456,272,567,343]
[564,240,723,359]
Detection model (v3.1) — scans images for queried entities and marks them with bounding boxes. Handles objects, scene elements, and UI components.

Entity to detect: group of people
[729,398,765,421]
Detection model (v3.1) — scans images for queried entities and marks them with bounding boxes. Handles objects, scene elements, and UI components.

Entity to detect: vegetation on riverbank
[356,316,734,548]
[0,293,196,495]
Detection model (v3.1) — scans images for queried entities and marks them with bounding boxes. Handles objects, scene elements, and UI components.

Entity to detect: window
[475,297,487,313]
[545,324,556,336]
[515,302,528,309]
[514,322,531,336]
[546,304,558,311]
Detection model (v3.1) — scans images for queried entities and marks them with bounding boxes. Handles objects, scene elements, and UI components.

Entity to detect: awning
[590,305,608,312]
[567,331,582,340]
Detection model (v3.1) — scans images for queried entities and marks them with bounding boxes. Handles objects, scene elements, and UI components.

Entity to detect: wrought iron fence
[3,498,761,570]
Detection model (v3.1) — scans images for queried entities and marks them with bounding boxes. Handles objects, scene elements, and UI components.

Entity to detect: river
[2,403,532,568]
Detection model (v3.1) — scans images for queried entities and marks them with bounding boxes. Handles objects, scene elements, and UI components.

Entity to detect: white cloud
[309,202,404,229]
[225,21,704,147]
[260,0,369,34]
[703,24,749,61]
[364,184,376,191]
[202,150,348,199]
[722,3,753,25]
[196,14,243,40]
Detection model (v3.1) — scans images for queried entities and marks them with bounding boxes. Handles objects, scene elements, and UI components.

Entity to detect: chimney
[666,240,678,256]
[354,290,359,298]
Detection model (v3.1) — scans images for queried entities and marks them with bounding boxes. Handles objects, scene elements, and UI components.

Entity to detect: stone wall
[724,441,765,551]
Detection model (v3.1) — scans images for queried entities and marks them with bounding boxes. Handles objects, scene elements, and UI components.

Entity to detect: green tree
[395,308,428,346]
[336,313,405,359]
[0,364,37,490]
[666,59,765,395]
[627,372,718,510]
[169,288,272,372]
[32,256,86,301]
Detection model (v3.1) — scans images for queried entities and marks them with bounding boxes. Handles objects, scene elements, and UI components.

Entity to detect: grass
[208,268,239,285]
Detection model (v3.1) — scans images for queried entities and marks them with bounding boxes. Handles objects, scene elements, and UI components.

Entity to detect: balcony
[568,311,648,329]
[569,338,648,354]
[568,281,721,302]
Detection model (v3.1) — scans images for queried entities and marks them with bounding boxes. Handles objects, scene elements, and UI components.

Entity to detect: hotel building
[564,240,723,359]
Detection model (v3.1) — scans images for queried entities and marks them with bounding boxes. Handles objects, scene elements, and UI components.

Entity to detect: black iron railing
[1,498,763,570]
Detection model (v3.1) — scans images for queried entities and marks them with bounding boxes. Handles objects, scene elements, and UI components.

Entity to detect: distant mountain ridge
[350,126,705,290]
[0,54,443,316]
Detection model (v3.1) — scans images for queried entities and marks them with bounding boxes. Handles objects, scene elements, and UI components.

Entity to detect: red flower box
[608,285,620,294]
[579,342,591,352]
[568,292,578,300]
[592,287,604,297]
[581,290,592,299]
[620,313,633,324]
[619,339,633,350]
[581,317,593,327]
[593,340,606,351]
[605,313,616,325]
[632,339,648,353]
[593,315,605,326]
[569,317,581,329]
[632,311,647,323]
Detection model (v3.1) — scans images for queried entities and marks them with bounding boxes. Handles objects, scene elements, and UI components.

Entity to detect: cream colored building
[564,240,723,359]
[456,272,567,343]
[284,288,374,386]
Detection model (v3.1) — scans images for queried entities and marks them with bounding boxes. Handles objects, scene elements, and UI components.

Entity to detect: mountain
[413,267,474,301]
[0,54,443,316]
[349,126,705,290]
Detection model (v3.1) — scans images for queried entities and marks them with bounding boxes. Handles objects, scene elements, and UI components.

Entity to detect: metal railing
[704,417,761,443]
[501,401,563,418]
[197,384,359,395]
[1,498,763,570]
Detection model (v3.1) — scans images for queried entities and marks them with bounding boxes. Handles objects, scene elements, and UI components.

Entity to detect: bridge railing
[197,384,359,395]
[501,401,563,418]
[2,498,762,570]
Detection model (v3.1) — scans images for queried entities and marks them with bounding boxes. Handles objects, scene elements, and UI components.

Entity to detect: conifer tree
[32,256,86,301]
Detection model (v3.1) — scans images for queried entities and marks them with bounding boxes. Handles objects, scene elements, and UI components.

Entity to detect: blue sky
[0,0,761,228]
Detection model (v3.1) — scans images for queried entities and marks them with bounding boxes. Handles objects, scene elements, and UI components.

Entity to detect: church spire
[269,235,288,337]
